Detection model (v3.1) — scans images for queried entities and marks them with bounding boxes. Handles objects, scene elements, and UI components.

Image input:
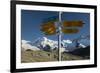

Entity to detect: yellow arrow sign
[40,21,82,35]
[63,21,84,27]
[61,28,79,34]
[40,22,56,35]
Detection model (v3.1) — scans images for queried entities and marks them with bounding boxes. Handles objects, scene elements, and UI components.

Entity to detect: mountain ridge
[21,36,89,52]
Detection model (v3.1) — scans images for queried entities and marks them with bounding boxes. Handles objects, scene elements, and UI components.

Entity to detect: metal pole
[58,11,62,61]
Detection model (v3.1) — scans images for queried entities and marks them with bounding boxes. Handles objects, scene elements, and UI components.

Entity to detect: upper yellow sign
[63,21,84,27]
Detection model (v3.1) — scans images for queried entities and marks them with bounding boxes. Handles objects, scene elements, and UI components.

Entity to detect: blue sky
[21,10,90,42]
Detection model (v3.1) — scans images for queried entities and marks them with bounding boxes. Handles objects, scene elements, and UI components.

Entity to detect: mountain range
[21,36,90,52]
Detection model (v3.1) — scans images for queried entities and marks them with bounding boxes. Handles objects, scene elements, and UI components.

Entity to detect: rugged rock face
[69,46,90,59]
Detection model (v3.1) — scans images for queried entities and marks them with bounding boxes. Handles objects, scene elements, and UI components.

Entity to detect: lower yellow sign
[61,28,79,34]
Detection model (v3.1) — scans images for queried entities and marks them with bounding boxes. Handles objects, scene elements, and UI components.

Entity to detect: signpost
[58,12,62,61]
[40,12,84,61]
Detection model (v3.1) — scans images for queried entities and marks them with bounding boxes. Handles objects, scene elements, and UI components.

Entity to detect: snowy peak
[79,43,86,48]
[21,40,40,51]
[43,37,48,41]
[62,40,72,44]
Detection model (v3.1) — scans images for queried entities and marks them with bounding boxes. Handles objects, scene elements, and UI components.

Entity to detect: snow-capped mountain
[21,40,40,51]
[21,36,89,52]
[32,37,89,51]
[33,37,58,50]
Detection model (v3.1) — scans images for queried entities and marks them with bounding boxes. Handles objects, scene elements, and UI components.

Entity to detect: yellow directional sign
[63,21,84,27]
[40,22,56,35]
[40,20,83,35]
[61,28,79,34]
[41,22,55,31]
